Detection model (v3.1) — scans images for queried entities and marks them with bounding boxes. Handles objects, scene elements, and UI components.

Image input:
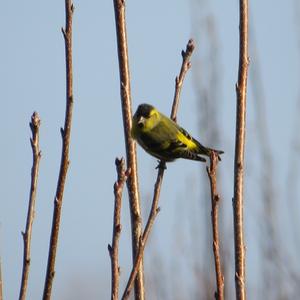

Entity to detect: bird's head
[132,103,160,133]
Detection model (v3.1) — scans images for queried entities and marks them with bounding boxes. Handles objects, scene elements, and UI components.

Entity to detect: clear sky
[1,1,299,299]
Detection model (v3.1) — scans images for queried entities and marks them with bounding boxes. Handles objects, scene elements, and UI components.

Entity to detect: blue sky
[1,1,299,299]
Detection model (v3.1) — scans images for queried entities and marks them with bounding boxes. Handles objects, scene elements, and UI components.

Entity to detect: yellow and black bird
[131,103,223,163]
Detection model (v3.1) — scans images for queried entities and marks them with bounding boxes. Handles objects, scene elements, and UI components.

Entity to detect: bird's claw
[156,160,167,170]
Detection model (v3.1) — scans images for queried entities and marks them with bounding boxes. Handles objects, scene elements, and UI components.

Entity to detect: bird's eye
[138,122,144,128]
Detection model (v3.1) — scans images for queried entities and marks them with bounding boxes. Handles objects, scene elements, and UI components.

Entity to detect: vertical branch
[108,158,129,300]
[121,166,163,300]
[19,112,42,300]
[43,1,74,299]
[112,0,145,298]
[121,40,195,300]
[233,0,249,299]
[206,152,224,300]
[190,10,225,298]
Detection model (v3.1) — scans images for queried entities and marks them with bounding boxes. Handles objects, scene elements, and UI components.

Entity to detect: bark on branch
[233,0,249,299]
[43,2,74,299]
[19,112,41,300]
[112,0,145,298]
[206,152,224,300]
[108,158,130,300]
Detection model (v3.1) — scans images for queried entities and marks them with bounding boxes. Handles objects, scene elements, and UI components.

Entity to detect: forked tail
[197,141,224,161]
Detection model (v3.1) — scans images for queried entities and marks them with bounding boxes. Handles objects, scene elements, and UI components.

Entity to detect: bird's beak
[137,116,145,127]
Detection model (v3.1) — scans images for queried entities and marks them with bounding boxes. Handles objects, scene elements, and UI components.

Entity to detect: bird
[131,103,223,163]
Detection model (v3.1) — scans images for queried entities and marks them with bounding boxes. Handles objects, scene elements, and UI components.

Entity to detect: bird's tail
[196,142,224,161]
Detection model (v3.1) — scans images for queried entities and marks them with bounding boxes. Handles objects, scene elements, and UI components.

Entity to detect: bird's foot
[156,160,167,170]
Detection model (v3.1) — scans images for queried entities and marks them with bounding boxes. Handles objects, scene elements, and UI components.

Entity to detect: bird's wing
[137,115,207,162]
[178,125,224,161]
[162,120,207,162]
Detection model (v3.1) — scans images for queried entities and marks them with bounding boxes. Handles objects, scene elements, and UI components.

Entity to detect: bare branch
[206,152,224,300]
[233,0,249,299]
[43,2,74,299]
[108,158,129,300]
[121,165,163,300]
[171,39,195,122]
[19,112,42,300]
[121,39,195,300]
[112,0,145,298]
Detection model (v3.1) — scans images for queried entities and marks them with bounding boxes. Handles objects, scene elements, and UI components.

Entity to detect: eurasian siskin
[131,103,223,162]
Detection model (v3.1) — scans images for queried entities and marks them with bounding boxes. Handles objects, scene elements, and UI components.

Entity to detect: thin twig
[121,39,195,300]
[121,165,163,300]
[206,152,224,300]
[171,39,195,122]
[233,0,249,299]
[112,0,145,298]
[19,112,42,300]
[108,158,129,300]
[43,2,74,299]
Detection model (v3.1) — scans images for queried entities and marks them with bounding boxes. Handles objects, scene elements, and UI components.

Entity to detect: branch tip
[30,112,41,128]
[186,39,195,51]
